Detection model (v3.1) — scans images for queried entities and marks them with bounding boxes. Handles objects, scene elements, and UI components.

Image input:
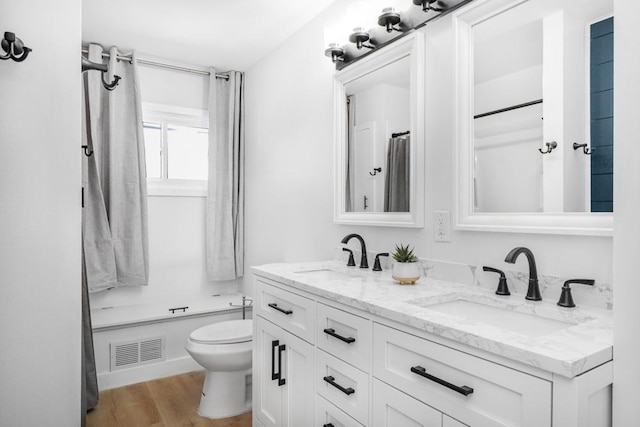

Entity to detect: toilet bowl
[185,319,253,419]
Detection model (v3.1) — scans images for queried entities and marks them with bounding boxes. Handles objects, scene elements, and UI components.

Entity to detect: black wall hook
[369,167,382,176]
[82,145,93,157]
[538,141,558,154]
[573,142,592,155]
[0,32,32,62]
[81,57,121,91]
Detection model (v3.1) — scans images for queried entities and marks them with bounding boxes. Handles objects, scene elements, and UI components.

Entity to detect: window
[142,103,208,196]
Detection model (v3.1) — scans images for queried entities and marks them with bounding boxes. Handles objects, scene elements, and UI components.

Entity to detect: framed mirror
[453,0,613,235]
[333,32,424,228]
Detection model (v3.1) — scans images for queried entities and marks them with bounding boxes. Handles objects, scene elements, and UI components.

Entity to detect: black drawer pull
[323,375,355,395]
[324,328,356,344]
[271,340,280,381]
[268,302,293,315]
[278,344,286,386]
[323,424,335,427]
[410,366,474,396]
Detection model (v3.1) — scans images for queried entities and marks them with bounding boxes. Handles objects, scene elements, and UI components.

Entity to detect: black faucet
[557,279,595,308]
[341,233,369,269]
[504,247,542,301]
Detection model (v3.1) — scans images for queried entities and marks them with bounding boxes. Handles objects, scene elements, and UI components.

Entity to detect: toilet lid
[189,319,253,344]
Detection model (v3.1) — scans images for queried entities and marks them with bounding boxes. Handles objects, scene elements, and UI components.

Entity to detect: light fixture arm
[349,28,374,50]
[412,0,445,12]
[378,8,402,33]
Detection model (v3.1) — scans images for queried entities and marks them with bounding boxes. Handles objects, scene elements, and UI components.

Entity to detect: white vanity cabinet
[254,278,315,427]
[252,273,612,427]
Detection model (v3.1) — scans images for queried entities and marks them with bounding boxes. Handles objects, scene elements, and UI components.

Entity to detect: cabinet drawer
[317,303,371,372]
[255,279,315,343]
[373,323,551,427]
[316,394,363,427]
[372,378,443,427]
[317,349,369,425]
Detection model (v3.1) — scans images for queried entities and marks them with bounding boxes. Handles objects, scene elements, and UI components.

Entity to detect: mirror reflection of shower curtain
[345,95,355,212]
[384,136,410,212]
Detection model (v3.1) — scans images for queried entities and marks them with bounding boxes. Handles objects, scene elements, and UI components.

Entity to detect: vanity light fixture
[412,0,445,12]
[349,27,374,50]
[378,7,402,33]
[0,31,32,62]
[324,42,345,63]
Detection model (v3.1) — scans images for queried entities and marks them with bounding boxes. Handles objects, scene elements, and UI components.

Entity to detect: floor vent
[110,336,166,371]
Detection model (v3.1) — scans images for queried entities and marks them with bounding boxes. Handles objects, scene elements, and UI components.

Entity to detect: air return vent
[110,336,166,371]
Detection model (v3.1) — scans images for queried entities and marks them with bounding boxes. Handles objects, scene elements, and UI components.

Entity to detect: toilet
[185,319,253,419]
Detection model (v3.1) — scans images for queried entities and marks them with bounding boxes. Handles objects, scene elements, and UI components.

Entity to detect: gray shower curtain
[206,69,245,281]
[384,136,410,212]
[345,95,356,212]
[82,44,149,292]
[81,44,148,419]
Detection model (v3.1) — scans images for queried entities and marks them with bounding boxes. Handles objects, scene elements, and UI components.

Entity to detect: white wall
[0,0,82,425]
[89,63,238,308]
[613,0,640,422]
[244,0,612,295]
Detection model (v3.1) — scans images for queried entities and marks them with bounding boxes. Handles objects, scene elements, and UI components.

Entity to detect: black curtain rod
[474,99,543,119]
[392,130,410,138]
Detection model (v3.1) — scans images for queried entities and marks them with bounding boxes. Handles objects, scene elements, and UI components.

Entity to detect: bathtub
[91,293,252,390]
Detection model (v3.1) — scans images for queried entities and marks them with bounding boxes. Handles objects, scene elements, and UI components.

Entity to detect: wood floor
[86,371,253,427]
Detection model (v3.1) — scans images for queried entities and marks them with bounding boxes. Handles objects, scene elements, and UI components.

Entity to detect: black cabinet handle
[410,366,474,396]
[323,328,356,344]
[323,375,355,395]
[278,344,286,386]
[268,302,293,315]
[271,340,280,381]
[323,424,335,427]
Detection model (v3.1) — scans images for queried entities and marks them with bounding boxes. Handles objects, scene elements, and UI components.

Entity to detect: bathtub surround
[206,70,245,281]
[82,44,149,293]
[92,293,251,390]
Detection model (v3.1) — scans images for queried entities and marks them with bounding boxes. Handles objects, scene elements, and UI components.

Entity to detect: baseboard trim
[97,356,202,391]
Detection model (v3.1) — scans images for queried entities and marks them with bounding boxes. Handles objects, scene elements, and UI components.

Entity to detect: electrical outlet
[434,210,451,242]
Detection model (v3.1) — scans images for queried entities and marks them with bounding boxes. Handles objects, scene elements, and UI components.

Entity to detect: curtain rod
[80,48,229,80]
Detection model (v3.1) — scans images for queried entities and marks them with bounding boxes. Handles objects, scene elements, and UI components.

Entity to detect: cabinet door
[372,379,443,427]
[255,316,285,427]
[281,329,315,427]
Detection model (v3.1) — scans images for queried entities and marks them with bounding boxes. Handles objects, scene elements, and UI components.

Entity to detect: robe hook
[0,32,32,62]
[81,57,121,91]
[538,141,558,154]
[573,142,592,155]
[82,145,93,157]
[369,167,382,176]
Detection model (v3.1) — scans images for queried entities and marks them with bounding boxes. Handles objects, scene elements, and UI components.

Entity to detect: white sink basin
[293,269,356,281]
[418,299,578,337]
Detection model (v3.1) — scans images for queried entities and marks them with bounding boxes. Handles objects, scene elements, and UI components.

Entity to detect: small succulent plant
[392,244,418,263]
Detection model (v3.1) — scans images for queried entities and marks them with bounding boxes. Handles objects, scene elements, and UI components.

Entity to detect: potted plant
[391,244,421,285]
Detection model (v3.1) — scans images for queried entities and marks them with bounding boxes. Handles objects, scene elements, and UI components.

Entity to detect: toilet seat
[189,319,252,344]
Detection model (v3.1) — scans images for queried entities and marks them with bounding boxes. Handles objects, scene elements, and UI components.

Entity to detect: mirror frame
[333,32,425,228]
[452,0,613,236]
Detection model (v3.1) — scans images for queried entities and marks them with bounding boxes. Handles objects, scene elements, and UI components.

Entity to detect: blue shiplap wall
[590,17,614,212]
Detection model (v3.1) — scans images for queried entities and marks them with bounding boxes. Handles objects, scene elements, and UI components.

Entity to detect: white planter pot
[391,262,421,285]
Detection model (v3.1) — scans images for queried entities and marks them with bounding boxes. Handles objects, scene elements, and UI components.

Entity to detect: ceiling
[82,0,337,71]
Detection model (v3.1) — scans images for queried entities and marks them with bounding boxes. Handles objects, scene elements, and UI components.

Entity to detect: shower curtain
[206,69,245,281]
[345,95,356,212]
[82,44,149,292]
[384,135,410,212]
[81,43,148,418]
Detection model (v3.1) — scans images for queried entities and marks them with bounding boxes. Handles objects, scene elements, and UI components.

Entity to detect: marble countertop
[252,261,613,378]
